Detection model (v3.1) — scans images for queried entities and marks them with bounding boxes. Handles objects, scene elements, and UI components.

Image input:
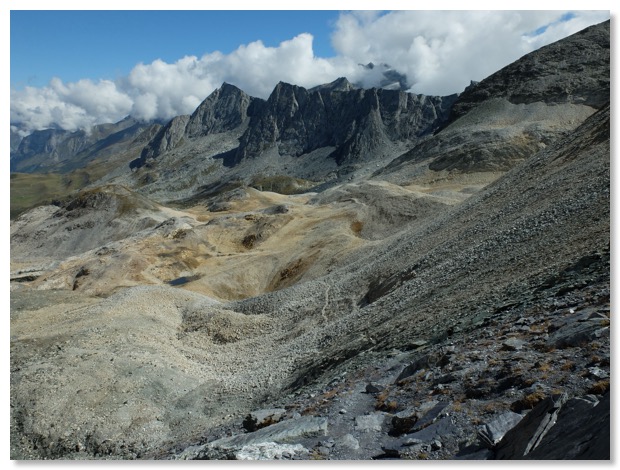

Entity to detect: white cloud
[10,10,610,135]
[330,10,610,96]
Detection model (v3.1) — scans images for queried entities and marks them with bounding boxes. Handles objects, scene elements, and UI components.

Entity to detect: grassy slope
[10,160,117,219]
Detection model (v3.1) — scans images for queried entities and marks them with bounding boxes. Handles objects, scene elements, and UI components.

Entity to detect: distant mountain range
[11,20,609,196]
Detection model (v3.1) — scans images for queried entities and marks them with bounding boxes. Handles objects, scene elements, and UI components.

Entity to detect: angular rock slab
[525,393,609,460]
[494,393,568,459]
[176,416,328,460]
[477,411,524,448]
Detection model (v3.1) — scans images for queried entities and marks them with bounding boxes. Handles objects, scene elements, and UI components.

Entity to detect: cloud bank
[10,10,610,136]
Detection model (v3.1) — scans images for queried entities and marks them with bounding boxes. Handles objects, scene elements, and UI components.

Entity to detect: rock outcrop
[135,83,263,166]
[134,115,190,165]
[185,82,260,138]
[133,78,456,173]
[234,80,456,166]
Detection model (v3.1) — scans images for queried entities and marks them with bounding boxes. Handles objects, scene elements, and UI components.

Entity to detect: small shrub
[350,220,363,235]
[511,391,546,412]
[384,401,399,412]
[588,379,610,395]
[242,234,257,249]
[561,361,576,371]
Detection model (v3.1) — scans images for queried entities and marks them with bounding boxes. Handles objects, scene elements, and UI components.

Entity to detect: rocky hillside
[375,19,609,183]
[10,20,610,460]
[448,20,610,121]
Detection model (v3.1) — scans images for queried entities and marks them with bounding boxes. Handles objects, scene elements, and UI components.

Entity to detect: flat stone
[365,382,382,394]
[235,442,309,460]
[336,434,360,450]
[355,412,386,432]
[404,417,459,443]
[587,366,609,379]
[410,401,449,432]
[179,416,328,459]
[502,338,526,351]
[478,411,524,448]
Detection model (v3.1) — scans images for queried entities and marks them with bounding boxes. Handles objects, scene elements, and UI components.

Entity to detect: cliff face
[134,79,456,170]
[133,115,191,166]
[136,83,262,165]
[234,81,456,166]
[185,82,260,138]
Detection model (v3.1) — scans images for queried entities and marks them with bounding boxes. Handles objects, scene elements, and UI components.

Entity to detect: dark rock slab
[525,393,609,460]
[390,408,419,436]
[410,401,449,433]
[545,314,607,349]
[403,416,459,444]
[494,393,568,459]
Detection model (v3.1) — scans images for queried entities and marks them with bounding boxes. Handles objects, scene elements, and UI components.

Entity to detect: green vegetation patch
[249,174,316,195]
[10,172,75,219]
[10,156,125,219]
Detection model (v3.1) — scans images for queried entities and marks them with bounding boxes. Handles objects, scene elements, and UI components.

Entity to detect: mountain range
[10,20,610,460]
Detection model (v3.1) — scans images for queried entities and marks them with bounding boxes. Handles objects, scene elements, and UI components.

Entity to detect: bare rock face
[235,80,457,165]
[136,115,190,164]
[135,78,456,173]
[493,392,610,460]
[136,83,263,166]
[185,82,260,138]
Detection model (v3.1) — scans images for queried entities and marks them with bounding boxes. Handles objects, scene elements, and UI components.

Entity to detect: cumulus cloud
[331,10,610,96]
[10,10,610,135]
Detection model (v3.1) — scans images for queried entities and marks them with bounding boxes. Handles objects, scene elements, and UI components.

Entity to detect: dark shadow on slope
[212,148,241,168]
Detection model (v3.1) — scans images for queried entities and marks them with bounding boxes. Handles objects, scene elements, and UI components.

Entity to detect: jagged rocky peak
[137,83,265,165]
[309,77,357,93]
[136,115,191,164]
[185,82,261,138]
[450,19,610,122]
[235,80,457,164]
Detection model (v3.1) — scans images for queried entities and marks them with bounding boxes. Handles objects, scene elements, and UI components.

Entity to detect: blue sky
[10,10,340,88]
[8,8,611,135]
